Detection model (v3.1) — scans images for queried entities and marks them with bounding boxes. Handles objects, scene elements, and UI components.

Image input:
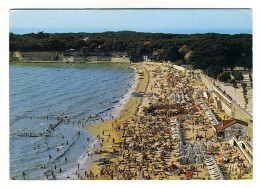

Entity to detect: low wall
[171,64,253,140]
[172,65,186,72]
[199,71,253,140]
[199,71,215,89]
[9,52,131,63]
[229,137,253,165]
[88,56,130,63]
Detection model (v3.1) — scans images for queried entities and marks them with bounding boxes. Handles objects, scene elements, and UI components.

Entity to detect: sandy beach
[82,62,252,180]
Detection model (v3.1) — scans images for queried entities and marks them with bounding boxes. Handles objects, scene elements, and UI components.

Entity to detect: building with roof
[178,45,191,54]
[83,37,90,41]
[143,55,150,61]
[213,118,248,140]
[144,41,151,45]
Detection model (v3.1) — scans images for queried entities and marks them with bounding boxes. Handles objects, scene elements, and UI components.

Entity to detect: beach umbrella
[220,155,227,160]
[218,154,225,159]
[185,172,193,177]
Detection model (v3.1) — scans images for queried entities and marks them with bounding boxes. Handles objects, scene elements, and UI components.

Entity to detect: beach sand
[83,62,252,180]
[85,63,149,179]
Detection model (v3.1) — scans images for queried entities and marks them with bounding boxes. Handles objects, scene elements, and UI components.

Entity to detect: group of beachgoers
[17,63,249,180]
[82,63,252,180]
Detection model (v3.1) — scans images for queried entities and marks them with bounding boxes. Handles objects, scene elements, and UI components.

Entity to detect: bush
[217,71,231,82]
[241,82,247,90]
[232,80,238,89]
[230,79,236,84]
[207,65,223,79]
[232,70,244,82]
[249,73,253,87]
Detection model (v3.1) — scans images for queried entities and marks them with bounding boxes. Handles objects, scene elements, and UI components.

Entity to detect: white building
[214,118,248,140]
[143,55,150,61]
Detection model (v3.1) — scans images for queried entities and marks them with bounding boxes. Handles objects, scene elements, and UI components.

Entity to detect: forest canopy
[10,31,252,71]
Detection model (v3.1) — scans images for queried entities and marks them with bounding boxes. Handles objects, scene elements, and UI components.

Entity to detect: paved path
[217,71,253,116]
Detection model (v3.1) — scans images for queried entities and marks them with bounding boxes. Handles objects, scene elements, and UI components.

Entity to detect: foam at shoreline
[58,65,140,180]
[111,66,139,118]
[56,138,101,180]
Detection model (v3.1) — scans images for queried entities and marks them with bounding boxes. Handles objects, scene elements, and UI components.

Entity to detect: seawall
[171,64,253,140]
[9,51,131,63]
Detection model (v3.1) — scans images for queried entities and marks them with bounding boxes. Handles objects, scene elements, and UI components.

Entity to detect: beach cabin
[213,118,248,140]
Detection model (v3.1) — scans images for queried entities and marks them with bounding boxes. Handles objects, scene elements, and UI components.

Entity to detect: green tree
[217,71,231,82]
[241,82,247,90]
[232,80,238,91]
[232,70,244,82]
[163,46,183,62]
[244,96,248,109]
[207,65,223,79]
[175,60,183,66]
[249,73,253,87]
[230,79,236,84]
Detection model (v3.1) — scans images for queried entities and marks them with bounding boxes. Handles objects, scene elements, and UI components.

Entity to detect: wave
[95,107,113,116]
[111,100,119,104]
[55,138,100,180]
[48,136,77,165]
[110,66,139,118]
[10,63,135,179]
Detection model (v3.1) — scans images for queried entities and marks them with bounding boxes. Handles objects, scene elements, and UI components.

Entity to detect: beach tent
[188,152,195,164]
[219,155,227,161]
[193,140,198,147]
[200,140,206,152]
[196,147,201,155]
[202,151,209,160]
[196,154,203,164]
[207,140,213,151]
[180,156,187,165]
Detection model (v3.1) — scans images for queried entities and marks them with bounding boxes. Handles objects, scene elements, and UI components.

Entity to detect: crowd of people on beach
[15,63,251,180]
[82,63,251,180]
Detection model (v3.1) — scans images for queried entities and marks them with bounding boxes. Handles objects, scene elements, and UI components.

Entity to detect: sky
[9,9,252,34]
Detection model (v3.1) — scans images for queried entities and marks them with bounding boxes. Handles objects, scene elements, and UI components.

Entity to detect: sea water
[9,63,136,180]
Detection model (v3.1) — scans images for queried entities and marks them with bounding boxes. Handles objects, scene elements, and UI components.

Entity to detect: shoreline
[85,62,149,179]
[9,61,132,64]
[83,62,252,180]
[56,62,143,180]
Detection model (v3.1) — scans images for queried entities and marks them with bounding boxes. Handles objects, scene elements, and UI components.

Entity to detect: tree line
[10,31,252,74]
